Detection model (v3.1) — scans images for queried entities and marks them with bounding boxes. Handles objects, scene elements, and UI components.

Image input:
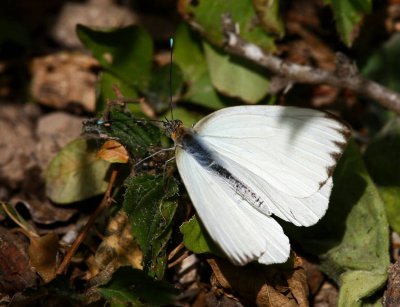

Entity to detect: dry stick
[56,169,119,275]
[168,242,185,261]
[221,14,400,115]
[168,251,190,269]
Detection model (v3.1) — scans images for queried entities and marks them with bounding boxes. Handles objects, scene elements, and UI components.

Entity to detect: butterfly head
[163,119,184,141]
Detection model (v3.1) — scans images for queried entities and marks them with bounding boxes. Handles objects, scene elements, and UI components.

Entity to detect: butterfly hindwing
[176,147,290,265]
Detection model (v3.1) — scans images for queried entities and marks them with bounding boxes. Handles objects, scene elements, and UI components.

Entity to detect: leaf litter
[0,1,398,306]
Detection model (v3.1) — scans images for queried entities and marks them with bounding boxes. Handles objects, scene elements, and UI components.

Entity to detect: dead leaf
[1,202,38,237]
[286,257,309,307]
[88,211,142,278]
[35,111,85,172]
[51,0,136,48]
[313,281,338,307]
[30,53,99,112]
[302,258,324,295]
[28,233,59,283]
[383,259,400,307]
[256,284,298,307]
[208,256,308,307]
[97,140,129,164]
[0,227,38,294]
[0,104,39,190]
[204,289,245,307]
[14,199,78,225]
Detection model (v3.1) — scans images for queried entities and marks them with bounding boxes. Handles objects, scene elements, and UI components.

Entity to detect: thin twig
[168,251,190,269]
[221,14,400,115]
[56,169,119,275]
[168,242,185,261]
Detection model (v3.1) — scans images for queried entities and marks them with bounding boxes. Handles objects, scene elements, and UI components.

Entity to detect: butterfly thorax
[163,119,192,146]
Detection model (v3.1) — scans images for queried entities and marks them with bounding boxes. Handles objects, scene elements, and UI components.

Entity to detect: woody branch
[221,13,400,115]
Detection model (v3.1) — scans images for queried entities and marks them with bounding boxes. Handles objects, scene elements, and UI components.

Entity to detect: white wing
[176,147,290,265]
[194,106,349,226]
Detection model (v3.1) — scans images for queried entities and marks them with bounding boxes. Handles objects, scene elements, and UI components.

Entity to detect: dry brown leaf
[256,284,297,307]
[302,258,324,295]
[51,0,136,48]
[88,211,142,278]
[383,259,400,307]
[14,199,78,225]
[0,227,38,294]
[208,256,309,307]
[30,53,99,112]
[313,281,338,307]
[97,140,129,164]
[28,233,59,283]
[35,112,85,172]
[0,104,39,190]
[286,257,309,307]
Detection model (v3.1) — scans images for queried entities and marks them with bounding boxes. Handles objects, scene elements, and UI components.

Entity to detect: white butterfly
[164,105,350,266]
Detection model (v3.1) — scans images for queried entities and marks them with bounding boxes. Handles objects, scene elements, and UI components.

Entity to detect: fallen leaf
[97,140,129,164]
[383,259,400,307]
[302,259,325,295]
[91,210,143,277]
[51,0,135,48]
[28,233,59,283]
[314,281,338,307]
[46,138,111,204]
[207,257,308,306]
[0,227,38,294]
[0,104,39,190]
[14,199,77,225]
[31,53,99,112]
[287,257,309,307]
[35,112,85,172]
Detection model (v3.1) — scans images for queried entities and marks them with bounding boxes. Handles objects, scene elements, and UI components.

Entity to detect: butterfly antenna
[169,37,174,120]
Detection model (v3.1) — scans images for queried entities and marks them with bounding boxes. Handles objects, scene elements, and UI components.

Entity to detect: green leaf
[98,267,178,306]
[123,174,179,279]
[46,138,111,204]
[364,117,400,233]
[285,141,389,306]
[179,0,276,52]
[146,63,184,114]
[96,71,140,114]
[252,0,284,38]
[180,216,224,258]
[77,25,153,91]
[204,42,270,103]
[339,271,387,307]
[174,24,207,85]
[83,107,161,160]
[325,0,372,46]
[362,35,400,93]
[174,23,228,109]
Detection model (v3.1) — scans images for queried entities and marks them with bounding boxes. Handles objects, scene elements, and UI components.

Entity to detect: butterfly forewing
[194,106,349,199]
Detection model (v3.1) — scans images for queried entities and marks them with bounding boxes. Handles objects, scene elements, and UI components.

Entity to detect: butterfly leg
[162,156,176,188]
[133,147,175,168]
